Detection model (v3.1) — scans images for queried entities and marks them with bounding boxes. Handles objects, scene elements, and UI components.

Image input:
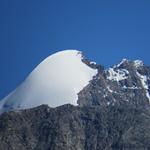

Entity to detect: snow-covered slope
[0,50,98,112]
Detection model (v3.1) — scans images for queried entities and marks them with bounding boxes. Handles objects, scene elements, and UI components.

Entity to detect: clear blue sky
[0,0,150,99]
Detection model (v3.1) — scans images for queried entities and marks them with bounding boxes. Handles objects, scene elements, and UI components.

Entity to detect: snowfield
[0,50,98,112]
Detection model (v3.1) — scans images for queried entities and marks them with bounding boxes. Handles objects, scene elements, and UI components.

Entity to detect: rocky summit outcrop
[0,59,150,150]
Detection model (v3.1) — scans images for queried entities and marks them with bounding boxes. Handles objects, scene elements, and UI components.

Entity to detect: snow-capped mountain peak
[0,50,98,112]
[1,51,150,113]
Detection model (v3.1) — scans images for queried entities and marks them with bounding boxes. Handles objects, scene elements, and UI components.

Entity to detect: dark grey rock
[0,104,150,150]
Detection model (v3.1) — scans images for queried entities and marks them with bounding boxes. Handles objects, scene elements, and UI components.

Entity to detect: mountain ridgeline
[0,50,150,150]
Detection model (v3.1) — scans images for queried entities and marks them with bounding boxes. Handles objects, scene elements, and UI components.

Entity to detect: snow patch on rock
[90,61,96,65]
[107,86,113,93]
[136,72,150,102]
[115,58,128,68]
[107,68,129,82]
[122,85,140,90]
[134,60,144,68]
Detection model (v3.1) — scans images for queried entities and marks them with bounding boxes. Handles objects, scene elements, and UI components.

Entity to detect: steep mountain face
[0,50,150,150]
[78,59,150,108]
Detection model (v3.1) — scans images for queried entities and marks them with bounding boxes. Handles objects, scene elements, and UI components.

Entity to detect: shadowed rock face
[0,60,150,150]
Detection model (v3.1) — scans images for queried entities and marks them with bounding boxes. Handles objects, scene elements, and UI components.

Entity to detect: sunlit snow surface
[0,50,98,112]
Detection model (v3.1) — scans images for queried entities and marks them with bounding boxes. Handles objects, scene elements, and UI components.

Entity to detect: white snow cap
[0,50,98,112]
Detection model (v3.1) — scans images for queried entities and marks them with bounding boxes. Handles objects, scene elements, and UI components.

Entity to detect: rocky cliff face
[78,59,150,108]
[0,104,150,150]
[0,59,150,150]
